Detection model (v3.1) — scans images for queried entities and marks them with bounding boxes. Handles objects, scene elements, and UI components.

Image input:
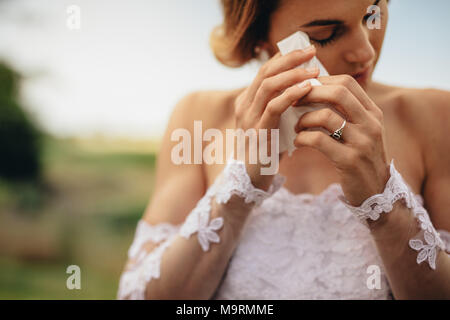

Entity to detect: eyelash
[310,27,343,47]
[310,10,383,47]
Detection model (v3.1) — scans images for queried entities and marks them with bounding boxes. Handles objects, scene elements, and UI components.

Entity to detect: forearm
[117,158,283,300]
[367,201,450,299]
[145,197,253,299]
[339,159,450,299]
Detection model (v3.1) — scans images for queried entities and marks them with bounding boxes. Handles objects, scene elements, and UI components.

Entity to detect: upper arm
[142,91,207,226]
[420,89,450,231]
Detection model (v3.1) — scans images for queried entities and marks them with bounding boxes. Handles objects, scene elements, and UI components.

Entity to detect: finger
[252,66,320,116]
[318,75,381,115]
[294,130,351,165]
[294,107,357,143]
[297,85,368,124]
[272,51,282,59]
[246,45,317,100]
[260,81,312,129]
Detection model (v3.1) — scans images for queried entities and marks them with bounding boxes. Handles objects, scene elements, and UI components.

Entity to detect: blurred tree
[0,62,42,181]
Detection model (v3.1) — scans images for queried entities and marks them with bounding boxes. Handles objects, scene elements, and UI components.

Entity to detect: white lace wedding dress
[212,183,394,299]
[117,162,450,300]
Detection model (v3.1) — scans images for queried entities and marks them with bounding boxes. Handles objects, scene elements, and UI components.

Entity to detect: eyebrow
[300,0,381,27]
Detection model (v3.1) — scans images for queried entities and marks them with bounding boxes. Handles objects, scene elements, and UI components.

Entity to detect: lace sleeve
[117,159,285,300]
[117,221,181,300]
[338,159,447,270]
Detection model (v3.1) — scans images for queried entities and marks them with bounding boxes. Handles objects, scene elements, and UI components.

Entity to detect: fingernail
[297,80,311,88]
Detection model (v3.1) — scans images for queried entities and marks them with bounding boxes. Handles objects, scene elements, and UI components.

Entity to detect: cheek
[315,46,349,75]
[371,34,384,54]
[371,10,388,55]
[316,28,387,74]
[315,50,338,71]
[369,26,387,62]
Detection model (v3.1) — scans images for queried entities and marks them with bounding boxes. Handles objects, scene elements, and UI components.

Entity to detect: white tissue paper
[276,31,344,156]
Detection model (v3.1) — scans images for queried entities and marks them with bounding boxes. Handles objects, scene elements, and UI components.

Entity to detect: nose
[343,27,376,66]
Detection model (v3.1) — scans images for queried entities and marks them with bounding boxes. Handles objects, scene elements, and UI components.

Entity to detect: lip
[351,66,371,85]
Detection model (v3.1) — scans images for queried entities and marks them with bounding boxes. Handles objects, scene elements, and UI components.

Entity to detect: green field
[0,137,159,299]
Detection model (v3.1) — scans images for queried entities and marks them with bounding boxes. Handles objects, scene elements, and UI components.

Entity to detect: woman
[117,0,450,299]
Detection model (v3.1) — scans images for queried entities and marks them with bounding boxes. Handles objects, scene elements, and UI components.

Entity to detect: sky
[0,0,449,139]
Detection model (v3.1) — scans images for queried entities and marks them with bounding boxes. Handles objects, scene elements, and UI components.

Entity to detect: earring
[258,49,270,63]
[254,46,270,64]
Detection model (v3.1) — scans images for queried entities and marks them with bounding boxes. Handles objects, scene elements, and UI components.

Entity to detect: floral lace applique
[118,158,284,299]
[338,159,446,270]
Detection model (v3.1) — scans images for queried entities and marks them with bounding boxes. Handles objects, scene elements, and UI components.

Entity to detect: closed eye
[308,25,346,47]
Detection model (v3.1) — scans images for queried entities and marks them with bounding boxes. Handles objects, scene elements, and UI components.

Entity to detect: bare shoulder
[390,85,450,121]
[142,87,245,225]
[170,87,245,131]
[404,87,450,230]
[373,83,450,229]
[372,83,450,150]
[394,86,449,140]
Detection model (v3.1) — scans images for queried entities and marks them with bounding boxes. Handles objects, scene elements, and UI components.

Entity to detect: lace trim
[214,159,286,206]
[128,221,180,262]
[117,222,180,299]
[179,158,285,251]
[338,159,446,270]
[117,158,284,299]
[178,193,225,252]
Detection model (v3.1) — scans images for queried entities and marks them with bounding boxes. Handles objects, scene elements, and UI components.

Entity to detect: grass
[0,257,118,299]
[0,136,159,299]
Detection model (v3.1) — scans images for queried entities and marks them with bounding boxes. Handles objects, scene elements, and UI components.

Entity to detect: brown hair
[210,0,280,68]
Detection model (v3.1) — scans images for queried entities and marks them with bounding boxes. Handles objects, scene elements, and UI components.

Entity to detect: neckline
[278,182,424,203]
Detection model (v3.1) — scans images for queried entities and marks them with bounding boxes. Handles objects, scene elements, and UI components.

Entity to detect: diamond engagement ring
[330,119,346,141]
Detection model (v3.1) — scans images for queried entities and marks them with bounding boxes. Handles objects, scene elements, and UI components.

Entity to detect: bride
[117,0,450,299]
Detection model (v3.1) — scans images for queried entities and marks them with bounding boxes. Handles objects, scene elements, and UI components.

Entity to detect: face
[264,0,389,90]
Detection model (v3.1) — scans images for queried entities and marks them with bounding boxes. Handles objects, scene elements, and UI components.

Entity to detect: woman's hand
[234,45,320,190]
[293,74,391,206]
